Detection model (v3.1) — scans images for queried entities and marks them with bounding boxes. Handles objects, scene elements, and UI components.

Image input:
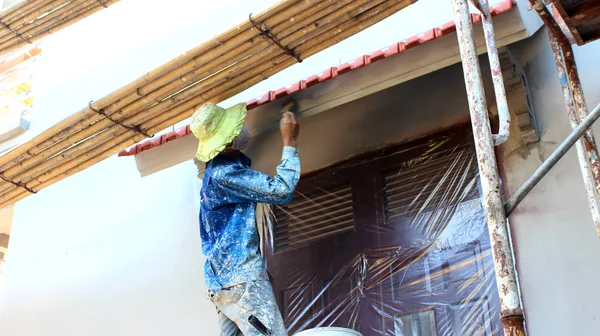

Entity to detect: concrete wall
[499,28,600,336]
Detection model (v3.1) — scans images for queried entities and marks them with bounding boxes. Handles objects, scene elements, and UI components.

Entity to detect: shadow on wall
[245,57,499,176]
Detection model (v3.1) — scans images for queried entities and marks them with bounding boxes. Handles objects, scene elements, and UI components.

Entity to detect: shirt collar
[215,151,251,167]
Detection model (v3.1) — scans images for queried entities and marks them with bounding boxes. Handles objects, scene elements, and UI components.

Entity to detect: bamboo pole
[0,2,96,50]
[0,65,285,205]
[0,0,44,23]
[5,0,71,26]
[96,0,393,122]
[30,0,339,136]
[0,49,290,184]
[0,0,412,205]
[84,0,370,124]
[15,0,408,181]
[0,62,279,203]
[126,0,414,145]
[0,0,117,55]
[1,47,292,182]
[28,0,331,136]
[78,0,378,120]
[0,0,405,188]
[0,1,89,45]
[137,0,350,96]
[121,0,304,99]
[0,0,354,169]
[0,0,70,35]
[151,0,413,131]
[0,0,82,43]
[0,0,306,167]
[1,0,392,179]
[19,0,99,33]
[0,0,348,181]
[0,1,104,49]
[20,0,94,31]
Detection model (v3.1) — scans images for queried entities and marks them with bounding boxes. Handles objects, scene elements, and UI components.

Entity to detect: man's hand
[280,112,299,148]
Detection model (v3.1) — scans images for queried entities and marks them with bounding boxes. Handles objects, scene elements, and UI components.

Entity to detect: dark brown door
[264,126,501,335]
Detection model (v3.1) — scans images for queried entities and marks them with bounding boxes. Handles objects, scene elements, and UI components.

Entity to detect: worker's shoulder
[206,158,247,179]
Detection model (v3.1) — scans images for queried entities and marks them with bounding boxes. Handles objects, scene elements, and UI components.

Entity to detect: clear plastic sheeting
[260,126,501,335]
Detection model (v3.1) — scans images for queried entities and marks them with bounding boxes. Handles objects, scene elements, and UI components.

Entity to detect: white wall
[0,156,217,336]
[499,29,600,336]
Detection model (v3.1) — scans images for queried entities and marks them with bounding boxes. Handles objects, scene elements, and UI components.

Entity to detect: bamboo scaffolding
[0,1,94,43]
[0,0,303,167]
[0,0,414,208]
[0,0,70,35]
[0,0,117,55]
[0,0,355,172]
[0,0,93,35]
[1,0,394,181]
[0,0,408,196]
[0,1,44,22]
[0,1,115,52]
[24,0,338,151]
[2,0,388,173]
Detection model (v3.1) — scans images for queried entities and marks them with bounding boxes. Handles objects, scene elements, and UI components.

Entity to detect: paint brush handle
[281,98,298,114]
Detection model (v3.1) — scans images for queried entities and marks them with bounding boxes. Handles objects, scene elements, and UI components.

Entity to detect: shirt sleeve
[211,146,301,205]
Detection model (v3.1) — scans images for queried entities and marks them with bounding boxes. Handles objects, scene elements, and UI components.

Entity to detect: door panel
[264,127,501,335]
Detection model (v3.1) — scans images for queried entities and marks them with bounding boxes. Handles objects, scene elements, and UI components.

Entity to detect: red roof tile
[118,0,515,157]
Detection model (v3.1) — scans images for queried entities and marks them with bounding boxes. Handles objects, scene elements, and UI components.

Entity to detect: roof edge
[119,0,516,158]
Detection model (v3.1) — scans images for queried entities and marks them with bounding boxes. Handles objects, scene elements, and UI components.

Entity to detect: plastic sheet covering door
[263,126,501,335]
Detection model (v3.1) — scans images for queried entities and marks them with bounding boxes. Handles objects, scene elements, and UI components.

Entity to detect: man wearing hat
[192,101,300,336]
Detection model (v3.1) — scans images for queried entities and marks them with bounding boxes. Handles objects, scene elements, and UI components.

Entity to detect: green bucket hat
[190,102,247,162]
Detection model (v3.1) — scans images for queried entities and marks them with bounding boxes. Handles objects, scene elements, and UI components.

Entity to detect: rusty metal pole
[451,0,525,334]
[547,30,600,234]
[529,0,600,235]
[561,41,600,193]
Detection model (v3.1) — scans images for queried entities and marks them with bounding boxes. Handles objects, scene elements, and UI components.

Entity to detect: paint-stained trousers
[209,280,288,336]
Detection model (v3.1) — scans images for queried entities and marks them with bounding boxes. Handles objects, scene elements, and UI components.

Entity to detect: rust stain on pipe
[502,315,526,336]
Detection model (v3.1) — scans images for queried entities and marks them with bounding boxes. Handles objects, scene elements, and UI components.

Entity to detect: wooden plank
[569,1,600,26]
[550,1,584,45]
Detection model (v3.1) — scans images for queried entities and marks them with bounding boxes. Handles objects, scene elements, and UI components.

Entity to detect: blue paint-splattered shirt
[199,147,300,293]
